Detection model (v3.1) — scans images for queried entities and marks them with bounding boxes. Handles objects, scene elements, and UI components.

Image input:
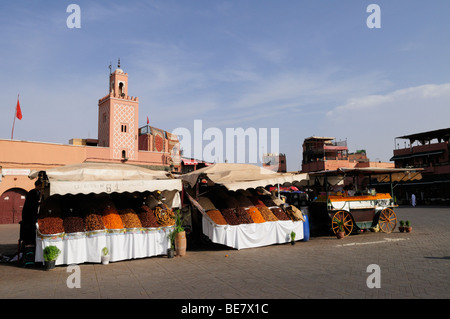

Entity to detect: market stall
[29,163,182,265]
[181,163,309,249]
[307,167,423,237]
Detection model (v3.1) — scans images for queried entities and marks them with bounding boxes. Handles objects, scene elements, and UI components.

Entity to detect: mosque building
[0,61,181,224]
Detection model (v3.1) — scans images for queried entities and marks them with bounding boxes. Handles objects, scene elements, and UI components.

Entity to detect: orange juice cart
[307,167,422,237]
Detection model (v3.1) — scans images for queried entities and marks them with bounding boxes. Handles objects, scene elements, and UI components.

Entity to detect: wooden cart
[307,167,422,237]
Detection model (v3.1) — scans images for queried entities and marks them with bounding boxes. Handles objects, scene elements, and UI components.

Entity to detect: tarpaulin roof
[29,162,182,195]
[308,167,423,182]
[180,163,309,191]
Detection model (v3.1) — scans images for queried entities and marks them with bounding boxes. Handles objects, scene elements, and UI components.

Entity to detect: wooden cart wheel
[378,208,397,233]
[331,211,353,237]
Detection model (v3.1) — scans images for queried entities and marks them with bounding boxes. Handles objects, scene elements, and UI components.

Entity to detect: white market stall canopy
[29,162,182,196]
[181,163,308,250]
[181,163,309,191]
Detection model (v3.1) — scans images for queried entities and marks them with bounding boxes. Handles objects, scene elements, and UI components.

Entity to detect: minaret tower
[98,60,139,161]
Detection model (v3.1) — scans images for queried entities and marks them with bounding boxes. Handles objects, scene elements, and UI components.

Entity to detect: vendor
[344,183,356,196]
[20,180,43,245]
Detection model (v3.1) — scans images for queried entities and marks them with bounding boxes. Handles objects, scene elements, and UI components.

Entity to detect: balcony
[391,143,447,162]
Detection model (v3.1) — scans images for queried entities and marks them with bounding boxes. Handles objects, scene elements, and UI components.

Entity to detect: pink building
[0,62,181,224]
[301,136,393,173]
[390,128,450,204]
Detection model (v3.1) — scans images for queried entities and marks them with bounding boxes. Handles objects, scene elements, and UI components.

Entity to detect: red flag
[16,97,22,120]
[147,116,149,125]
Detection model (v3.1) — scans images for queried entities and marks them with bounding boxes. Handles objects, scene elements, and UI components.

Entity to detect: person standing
[411,193,416,207]
[20,180,43,245]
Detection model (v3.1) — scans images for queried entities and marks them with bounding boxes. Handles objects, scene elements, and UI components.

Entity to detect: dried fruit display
[154,205,175,227]
[38,198,64,234]
[235,207,253,224]
[206,209,227,225]
[118,208,142,228]
[84,212,105,231]
[137,205,160,228]
[63,216,85,233]
[38,216,64,234]
[284,206,303,221]
[101,205,124,230]
[220,208,240,225]
[255,204,278,222]
[270,207,290,221]
[247,207,265,223]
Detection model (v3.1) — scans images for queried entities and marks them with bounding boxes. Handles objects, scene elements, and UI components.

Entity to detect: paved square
[1,206,449,300]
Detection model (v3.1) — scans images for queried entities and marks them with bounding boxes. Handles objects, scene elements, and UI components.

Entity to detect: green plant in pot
[173,209,186,257]
[399,220,405,232]
[101,247,110,265]
[290,231,296,245]
[167,230,175,258]
[404,220,412,233]
[333,218,345,239]
[43,246,61,270]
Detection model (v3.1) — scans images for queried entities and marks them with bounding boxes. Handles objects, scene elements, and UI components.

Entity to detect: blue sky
[1,1,450,171]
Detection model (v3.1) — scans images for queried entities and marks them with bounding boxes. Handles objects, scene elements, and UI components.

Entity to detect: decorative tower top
[115,58,124,74]
[99,59,138,103]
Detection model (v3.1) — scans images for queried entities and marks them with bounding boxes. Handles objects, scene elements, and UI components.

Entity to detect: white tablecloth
[35,227,173,265]
[202,215,304,250]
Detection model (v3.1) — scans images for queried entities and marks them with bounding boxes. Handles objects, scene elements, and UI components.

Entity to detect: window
[119,82,125,96]
[121,124,128,133]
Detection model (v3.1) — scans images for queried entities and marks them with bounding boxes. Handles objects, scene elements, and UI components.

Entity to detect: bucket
[302,214,310,242]
[175,231,186,256]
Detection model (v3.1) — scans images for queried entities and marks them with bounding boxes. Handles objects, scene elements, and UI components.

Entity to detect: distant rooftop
[396,127,450,143]
[304,136,335,141]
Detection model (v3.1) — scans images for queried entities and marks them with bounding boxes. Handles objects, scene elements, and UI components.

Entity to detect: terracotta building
[301,136,393,173]
[0,62,181,224]
[390,127,450,204]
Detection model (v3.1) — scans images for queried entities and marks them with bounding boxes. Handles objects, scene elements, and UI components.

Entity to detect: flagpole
[11,94,19,140]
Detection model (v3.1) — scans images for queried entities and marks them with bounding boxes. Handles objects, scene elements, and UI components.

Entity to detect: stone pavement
[0,206,449,303]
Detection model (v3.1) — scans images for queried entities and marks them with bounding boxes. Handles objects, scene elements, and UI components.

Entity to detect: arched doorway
[0,188,27,224]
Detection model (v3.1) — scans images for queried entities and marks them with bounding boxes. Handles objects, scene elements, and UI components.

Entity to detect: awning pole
[390,173,394,200]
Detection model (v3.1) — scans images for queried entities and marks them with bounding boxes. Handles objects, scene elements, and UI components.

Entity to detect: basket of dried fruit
[84,211,106,237]
[119,208,143,233]
[154,204,175,227]
[137,205,162,231]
